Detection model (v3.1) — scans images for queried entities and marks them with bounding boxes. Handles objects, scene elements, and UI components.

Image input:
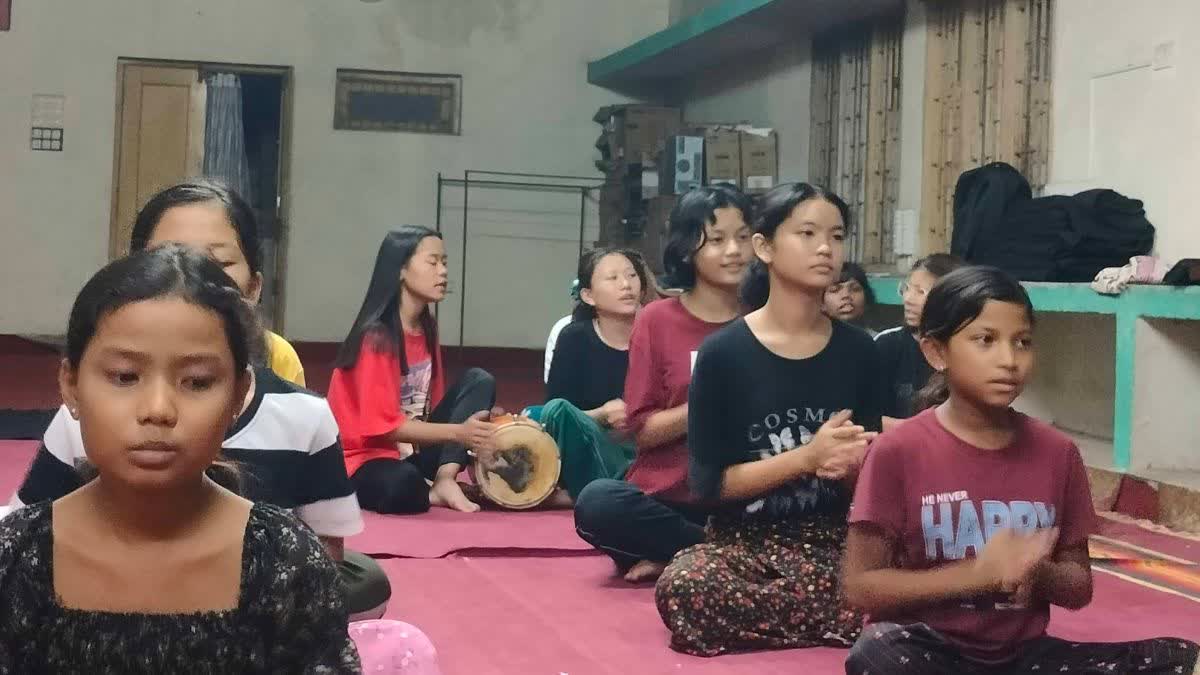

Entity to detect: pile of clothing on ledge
[951,162,1156,283]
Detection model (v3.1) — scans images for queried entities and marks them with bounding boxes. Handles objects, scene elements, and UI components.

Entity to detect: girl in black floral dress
[655,183,881,656]
[0,245,360,674]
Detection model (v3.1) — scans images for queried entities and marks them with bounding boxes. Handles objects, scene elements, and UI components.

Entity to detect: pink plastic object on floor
[349,620,442,674]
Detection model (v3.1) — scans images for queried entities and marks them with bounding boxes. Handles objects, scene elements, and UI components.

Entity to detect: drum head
[472,419,561,510]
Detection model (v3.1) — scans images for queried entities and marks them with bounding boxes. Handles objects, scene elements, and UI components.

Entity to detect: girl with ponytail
[843,266,1197,673]
[656,182,882,656]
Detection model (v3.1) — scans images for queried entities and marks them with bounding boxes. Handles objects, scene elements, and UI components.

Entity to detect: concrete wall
[679,40,813,184]
[1050,0,1200,257]
[0,0,668,344]
[1018,0,1200,474]
[677,0,926,271]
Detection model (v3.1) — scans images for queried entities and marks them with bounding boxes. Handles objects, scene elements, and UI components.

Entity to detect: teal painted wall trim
[867,277,1200,318]
[587,0,778,85]
[1112,309,1137,472]
[869,277,902,305]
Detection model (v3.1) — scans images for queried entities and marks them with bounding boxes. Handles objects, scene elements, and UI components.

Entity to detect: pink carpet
[379,554,847,675]
[350,509,590,559]
[1095,515,1200,563]
[380,553,1200,675]
[4,438,1200,674]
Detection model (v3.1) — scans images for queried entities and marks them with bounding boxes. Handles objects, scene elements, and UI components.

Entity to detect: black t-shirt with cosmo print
[688,318,883,524]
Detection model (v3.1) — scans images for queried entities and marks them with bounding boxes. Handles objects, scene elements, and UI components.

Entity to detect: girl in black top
[823,261,877,335]
[654,182,882,657]
[0,245,358,673]
[875,253,963,428]
[541,247,649,501]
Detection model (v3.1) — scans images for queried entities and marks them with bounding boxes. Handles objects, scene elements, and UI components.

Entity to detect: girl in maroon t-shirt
[573,185,753,584]
[844,266,1198,673]
[328,227,497,514]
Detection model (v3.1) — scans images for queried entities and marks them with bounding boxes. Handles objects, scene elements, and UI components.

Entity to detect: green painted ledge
[587,0,778,86]
[868,277,1200,319]
[868,277,1200,472]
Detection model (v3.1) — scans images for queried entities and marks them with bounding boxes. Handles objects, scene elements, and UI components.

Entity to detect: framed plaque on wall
[334,69,461,135]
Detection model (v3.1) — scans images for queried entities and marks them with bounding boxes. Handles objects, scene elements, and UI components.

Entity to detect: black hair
[833,261,876,306]
[64,243,256,493]
[334,226,442,375]
[740,182,852,310]
[661,185,753,289]
[911,252,963,280]
[66,243,257,371]
[130,178,262,275]
[912,265,1036,412]
[571,247,650,321]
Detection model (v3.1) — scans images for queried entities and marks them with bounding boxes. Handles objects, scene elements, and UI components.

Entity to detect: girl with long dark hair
[655,182,880,656]
[328,227,497,514]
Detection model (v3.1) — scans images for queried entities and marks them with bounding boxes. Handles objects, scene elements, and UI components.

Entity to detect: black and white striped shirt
[3,367,363,538]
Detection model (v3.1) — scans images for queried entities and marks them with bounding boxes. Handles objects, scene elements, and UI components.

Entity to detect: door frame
[109,57,295,332]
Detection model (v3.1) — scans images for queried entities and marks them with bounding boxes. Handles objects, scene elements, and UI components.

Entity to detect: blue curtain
[203,72,253,203]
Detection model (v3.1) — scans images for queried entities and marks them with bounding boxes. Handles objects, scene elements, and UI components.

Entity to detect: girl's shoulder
[0,501,50,552]
[830,318,878,352]
[1013,412,1081,459]
[698,316,751,352]
[0,502,52,596]
[243,503,334,581]
[248,502,321,542]
[637,296,682,322]
[555,318,591,343]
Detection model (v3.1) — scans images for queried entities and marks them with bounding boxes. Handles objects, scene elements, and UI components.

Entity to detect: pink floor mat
[379,554,847,675]
[4,437,1200,673]
[1095,514,1200,563]
[350,508,590,559]
[381,553,1200,675]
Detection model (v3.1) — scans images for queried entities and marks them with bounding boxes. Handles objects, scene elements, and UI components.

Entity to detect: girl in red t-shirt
[328,227,497,514]
[844,266,1198,673]
[573,185,754,584]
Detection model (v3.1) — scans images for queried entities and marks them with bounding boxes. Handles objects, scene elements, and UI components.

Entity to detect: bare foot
[623,559,666,584]
[540,488,574,509]
[429,479,480,513]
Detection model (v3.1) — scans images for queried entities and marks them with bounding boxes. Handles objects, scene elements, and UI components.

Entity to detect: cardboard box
[603,105,682,162]
[659,135,704,195]
[740,128,778,193]
[704,127,742,187]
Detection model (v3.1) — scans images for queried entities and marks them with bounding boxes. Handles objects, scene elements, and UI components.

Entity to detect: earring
[68,407,79,419]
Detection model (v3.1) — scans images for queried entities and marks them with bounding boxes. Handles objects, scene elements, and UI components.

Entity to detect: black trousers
[350,368,496,514]
[846,622,1199,675]
[573,478,707,570]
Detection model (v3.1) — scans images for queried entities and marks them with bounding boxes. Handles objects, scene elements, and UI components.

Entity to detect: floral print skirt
[654,515,863,657]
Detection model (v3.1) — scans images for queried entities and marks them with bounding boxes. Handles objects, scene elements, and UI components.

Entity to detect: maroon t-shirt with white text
[623,297,731,503]
[849,408,1095,662]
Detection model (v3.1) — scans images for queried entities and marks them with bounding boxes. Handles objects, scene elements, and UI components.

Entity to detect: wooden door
[110,64,207,258]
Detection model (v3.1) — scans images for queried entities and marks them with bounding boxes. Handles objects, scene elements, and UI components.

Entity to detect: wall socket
[893,209,917,256]
[1152,40,1176,71]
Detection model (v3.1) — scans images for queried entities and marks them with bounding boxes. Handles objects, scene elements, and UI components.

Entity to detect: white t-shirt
[544,315,573,383]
